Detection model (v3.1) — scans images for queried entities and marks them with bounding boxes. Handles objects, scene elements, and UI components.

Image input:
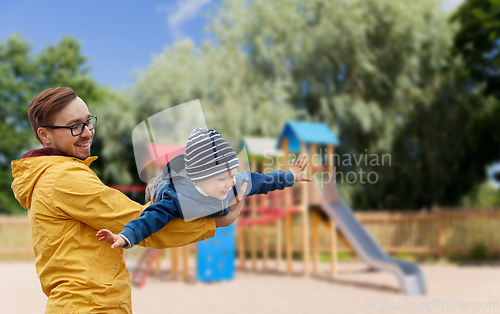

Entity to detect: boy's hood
[159,154,226,200]
[160,154,190,183]
[11,148,97,209]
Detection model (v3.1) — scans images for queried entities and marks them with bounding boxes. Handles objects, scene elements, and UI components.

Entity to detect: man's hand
[290,154,312,182]
[96,229,126,249]
[215,182,247,228]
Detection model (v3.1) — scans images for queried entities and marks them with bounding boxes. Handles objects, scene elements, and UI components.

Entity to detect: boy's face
[197,168,237,200]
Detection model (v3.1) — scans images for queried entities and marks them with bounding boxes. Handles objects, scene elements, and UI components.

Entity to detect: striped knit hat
[184,128,239,182]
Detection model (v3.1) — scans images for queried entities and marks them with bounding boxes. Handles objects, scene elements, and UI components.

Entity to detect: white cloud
[441,0,464,13]
[157,0,213,40]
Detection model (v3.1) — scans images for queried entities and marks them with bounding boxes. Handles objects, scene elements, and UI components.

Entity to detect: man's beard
[54,142,91,160]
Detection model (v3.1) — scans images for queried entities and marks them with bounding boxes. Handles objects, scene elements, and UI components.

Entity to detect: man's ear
[37,127,51,146]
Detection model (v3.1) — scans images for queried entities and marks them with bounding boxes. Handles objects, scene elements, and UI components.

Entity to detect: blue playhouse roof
[276,121,340,152]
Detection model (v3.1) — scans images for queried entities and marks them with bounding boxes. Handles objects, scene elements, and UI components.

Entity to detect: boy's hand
[96,229,126,249]
[290,154,312,182]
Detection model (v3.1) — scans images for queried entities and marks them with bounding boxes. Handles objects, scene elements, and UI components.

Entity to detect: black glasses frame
[42,116,97,137]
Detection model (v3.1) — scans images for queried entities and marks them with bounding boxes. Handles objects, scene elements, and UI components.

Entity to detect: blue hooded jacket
[120,154,295,248]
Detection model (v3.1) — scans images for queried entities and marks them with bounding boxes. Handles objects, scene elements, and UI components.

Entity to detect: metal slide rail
[317,180,426,296]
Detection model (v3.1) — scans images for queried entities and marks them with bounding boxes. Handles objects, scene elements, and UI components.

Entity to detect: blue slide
[316,180,427,296]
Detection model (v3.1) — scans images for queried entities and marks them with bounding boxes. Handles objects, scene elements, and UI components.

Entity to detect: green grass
[393,252,417,262]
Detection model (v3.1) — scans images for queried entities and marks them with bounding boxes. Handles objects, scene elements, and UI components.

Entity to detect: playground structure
[236,128,339,278]
[129,121,426,295]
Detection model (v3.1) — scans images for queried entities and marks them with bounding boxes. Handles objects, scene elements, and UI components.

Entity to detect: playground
[2,120,500,314]
[2,259,499,314]
[1,117,499,314]
[128,121,427,295]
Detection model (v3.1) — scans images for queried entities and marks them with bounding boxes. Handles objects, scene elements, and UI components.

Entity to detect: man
[11,87,244,313]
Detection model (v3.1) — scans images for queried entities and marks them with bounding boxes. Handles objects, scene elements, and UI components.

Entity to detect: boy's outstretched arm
[242,154,311,197]
[96,229,127,249]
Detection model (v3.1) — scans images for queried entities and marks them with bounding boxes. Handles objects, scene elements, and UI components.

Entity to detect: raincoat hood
[159,154,251,221]
[11,148,97,210]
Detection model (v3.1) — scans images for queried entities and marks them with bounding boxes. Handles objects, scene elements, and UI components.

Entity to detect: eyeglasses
[42,116,97,137]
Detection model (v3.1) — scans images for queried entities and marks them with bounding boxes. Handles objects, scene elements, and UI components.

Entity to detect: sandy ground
[1,259,499,314]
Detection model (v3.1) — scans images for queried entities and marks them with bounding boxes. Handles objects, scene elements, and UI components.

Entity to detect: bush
[469,242,488,260]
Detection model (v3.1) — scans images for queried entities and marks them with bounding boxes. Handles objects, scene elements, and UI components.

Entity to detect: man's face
[45,97,95,160]
[196,168,237,200]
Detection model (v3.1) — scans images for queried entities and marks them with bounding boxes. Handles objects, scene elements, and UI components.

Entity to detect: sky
[0,0,464,90]
[0,0,220,89]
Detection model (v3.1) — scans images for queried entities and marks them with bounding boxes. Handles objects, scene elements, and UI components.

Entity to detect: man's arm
[51,164,215,249]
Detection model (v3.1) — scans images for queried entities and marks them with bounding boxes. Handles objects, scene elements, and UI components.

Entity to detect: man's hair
[28,87,77,143]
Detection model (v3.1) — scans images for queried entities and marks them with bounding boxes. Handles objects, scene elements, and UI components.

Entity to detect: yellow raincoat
[11,153,216,313]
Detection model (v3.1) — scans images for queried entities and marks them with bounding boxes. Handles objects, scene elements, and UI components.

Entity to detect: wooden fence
[238,207,500,259]
[354,208,500,257]
[0,217,33,258]
[2,208,500,260]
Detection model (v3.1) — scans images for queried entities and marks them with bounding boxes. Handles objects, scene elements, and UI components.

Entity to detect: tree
[0,35,105,214]
[96,0,496,210]
[449,0,500,206]
[209,0,489,209]
[451,0,500,98]
[97,39,297,185]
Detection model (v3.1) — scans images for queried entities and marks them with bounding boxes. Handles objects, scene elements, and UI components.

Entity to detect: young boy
[97,128,310,249]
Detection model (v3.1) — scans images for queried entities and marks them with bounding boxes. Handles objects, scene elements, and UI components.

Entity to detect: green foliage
[209,0,491,209]
[336,251,355,261]
[394,252,417,262]
[469,241,488,260]
[97,39,297,185]
[461,182,500,207]
[4,0,497,212]
[92,91,137,184]
[96,0,497,209]
[495,172,500,182]
[0,34,106,214]
[448,0,500,208]
[451,0,500,98]
[309,251,356,262]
